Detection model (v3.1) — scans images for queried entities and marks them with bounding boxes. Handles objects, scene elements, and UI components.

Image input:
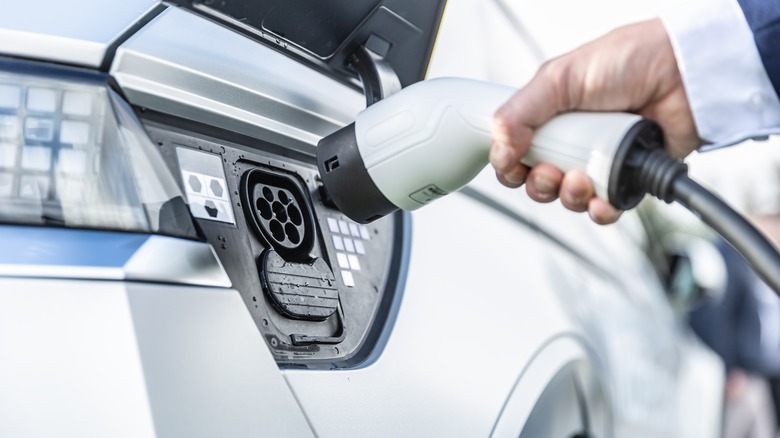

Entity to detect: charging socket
[241,167,316,262]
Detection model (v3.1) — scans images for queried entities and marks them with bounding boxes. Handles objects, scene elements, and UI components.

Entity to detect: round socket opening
[288,204,302,226]
[263,186,274,201]
[270,219,285,242]
[272,201,288,222]
[285,223,300,244]
[278,190,290,204]
[257,197,272,220]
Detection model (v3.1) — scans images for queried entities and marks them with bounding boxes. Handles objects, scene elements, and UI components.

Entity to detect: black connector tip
[316,123,398,224]
[608,120,688,210]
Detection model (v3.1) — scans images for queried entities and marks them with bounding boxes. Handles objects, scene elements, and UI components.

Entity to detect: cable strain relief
[637,148,688,203]
[608,120,665,210]
[607,119,689,209]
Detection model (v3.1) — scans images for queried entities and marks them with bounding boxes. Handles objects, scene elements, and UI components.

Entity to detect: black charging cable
[609,120,780,293]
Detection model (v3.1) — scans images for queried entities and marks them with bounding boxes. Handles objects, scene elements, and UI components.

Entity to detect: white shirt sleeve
[660,0,780,150]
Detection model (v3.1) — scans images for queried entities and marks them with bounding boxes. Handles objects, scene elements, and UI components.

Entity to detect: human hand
[490,18,700,224]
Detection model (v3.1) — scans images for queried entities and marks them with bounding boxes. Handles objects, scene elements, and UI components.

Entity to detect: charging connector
[316,77,780,294]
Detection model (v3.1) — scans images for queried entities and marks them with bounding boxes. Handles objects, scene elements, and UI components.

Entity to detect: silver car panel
[0,278,314,438]
[0,0,161,67]
[111,7,365,156]
[0,226,231,288]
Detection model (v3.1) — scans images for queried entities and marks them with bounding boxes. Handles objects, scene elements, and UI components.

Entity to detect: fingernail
[533,173,556,195]
[567,184,588,204]
[490,144,513,171]
[505,170,525,186]
[590,206,623,225]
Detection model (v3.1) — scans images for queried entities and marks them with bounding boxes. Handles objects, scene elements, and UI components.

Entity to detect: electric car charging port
[142,122,401,366]
[241,167,316,262]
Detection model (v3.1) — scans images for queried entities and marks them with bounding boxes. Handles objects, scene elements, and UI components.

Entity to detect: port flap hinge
[349,36,402,107]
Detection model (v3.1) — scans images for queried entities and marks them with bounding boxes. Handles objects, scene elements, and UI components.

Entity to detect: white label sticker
[187,193,235,224]
[177,148,235,225]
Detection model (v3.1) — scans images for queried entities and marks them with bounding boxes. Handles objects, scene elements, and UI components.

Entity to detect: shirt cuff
[660,0,780,148]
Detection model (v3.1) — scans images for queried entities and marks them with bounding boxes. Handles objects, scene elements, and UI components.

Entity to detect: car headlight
[0,59,196,238]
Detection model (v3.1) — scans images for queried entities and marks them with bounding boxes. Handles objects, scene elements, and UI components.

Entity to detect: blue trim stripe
[0,225,148,267]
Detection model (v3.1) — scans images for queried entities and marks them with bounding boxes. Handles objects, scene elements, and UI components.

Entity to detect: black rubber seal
[607,119,665,210]
[316,123,397,223]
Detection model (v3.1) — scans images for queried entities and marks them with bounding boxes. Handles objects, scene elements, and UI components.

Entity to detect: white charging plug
[318,77,657,223]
